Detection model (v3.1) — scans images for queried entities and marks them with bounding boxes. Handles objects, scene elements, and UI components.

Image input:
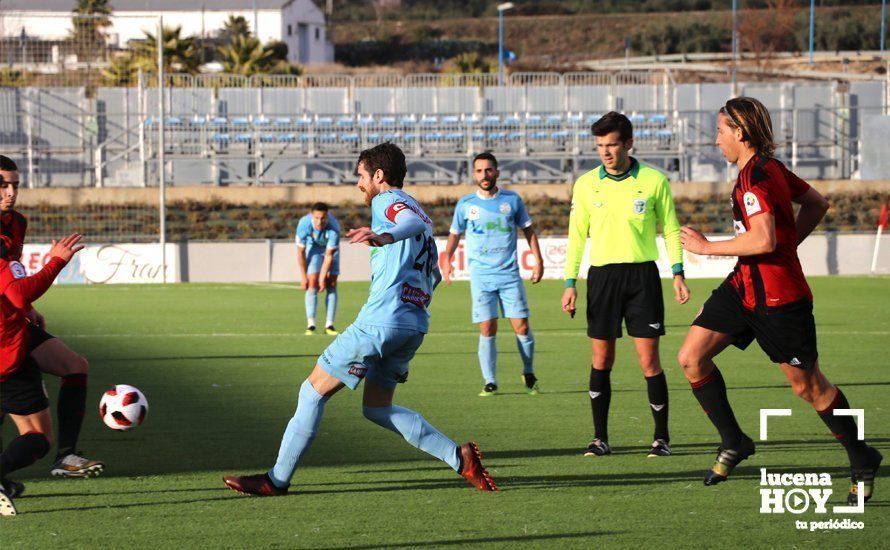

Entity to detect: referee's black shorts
[693,284,818,370]
[586,261,665,340]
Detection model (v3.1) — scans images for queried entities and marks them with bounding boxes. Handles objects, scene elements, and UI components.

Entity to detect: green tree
[218,15,252,43]
[132,25,200,75]
[218,35,301,75]
[70,0,112,62]
[102,52,138,85]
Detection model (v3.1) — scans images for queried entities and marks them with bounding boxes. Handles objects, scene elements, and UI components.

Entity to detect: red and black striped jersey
[724,156,812,310]
[0,210,27,262]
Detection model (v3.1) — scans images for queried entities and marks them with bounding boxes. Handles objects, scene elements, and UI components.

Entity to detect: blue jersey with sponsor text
[295,214,341,256]
[355,190,438,333]
[450,189,532,282]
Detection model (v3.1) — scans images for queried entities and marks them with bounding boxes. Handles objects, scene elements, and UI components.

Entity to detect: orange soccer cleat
[459,442,498,492]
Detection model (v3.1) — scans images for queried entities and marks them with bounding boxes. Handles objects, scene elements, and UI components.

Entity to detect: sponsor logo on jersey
[400,282,431,309]
[743,191,762,216]
[9,261,27,279]
[499,202,512,214]
[347,363,368,378]
[633,199,647,215]
[468,205,481,220]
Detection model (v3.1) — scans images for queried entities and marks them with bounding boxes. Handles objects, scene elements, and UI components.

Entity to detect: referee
[561,111,689,458]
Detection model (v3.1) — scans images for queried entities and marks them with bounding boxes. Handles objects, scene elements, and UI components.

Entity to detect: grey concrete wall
[180,233,889,283]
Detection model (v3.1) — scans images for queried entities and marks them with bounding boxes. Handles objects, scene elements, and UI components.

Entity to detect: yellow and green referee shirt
[564,158,683,282]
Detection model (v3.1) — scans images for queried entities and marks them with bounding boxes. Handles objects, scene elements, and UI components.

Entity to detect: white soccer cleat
[50,453,105,478]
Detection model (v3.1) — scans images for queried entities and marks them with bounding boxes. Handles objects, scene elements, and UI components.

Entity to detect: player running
[295,202,341,335]
[678,97,882,503]
[442,152,544,397]
[0,156,103,478]
[223,143,497,496]
[561,113,689,458]
[1,233,85,516]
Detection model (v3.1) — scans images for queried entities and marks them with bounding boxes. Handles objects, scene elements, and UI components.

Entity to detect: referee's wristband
[564,278,577,288]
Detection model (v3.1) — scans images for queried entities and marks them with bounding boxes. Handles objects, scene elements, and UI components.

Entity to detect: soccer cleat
[223,473,288,497]
[0,488,16,517]
[478,383,498,397]
[50,453,104,478]
[647,439,672,458]
[0,479,24,499]
[520,373,540,395]
[304,326,316,336]
[703,435,756,486]
[847,446,882,505]
[584,438,612,457]
[458,442,498,491]
[324,326,339,336]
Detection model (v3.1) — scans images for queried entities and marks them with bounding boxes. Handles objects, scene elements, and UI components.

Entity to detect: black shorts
[1,359,50,416]
[586,261,665,339]
[693,284,818,370]
[27,323,56,353]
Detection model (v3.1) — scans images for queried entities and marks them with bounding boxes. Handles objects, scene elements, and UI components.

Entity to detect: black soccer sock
[589,368,612,442]
[56,373,87,458]
[0,432,50,479]
[817,388,870,469]
[690,367,744,449]
[646,371,670,442]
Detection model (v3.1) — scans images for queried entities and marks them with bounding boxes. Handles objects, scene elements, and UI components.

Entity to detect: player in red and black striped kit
[0,233,84,515]
[0,156,103,479]
[678,97,881,504]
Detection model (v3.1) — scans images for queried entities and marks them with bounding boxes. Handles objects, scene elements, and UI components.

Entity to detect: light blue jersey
[450,190,532,283]
[295,214,341,256]
[355,190,438,333]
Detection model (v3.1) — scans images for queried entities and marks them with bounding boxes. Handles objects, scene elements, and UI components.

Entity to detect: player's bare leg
[585,338,615,456]
[223,366,344,496]
[633,337,670,456]
[780,361,882,504]
[2,410,53,513]
[304,273,321,334]
[30,339,103,478]
[678,326,754,484]
[509,317,538,395]
[362,379,497,491]
[477,318,499,396]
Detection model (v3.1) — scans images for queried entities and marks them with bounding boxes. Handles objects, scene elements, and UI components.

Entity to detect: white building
[0,0,333,65]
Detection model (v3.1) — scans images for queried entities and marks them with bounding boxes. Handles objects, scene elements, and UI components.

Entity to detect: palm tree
[218,35,302,76]
[218,15,252,43]
[70,0,112,62]
[132,25,200,76]
[102,52,137,86]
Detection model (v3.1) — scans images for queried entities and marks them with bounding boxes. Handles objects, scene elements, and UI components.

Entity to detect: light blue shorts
[306,248,340,275]
[470,276,530,323]
[318,323,425,390]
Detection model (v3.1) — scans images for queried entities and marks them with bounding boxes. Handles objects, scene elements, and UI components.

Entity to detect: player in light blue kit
[296,203,341,335]
[443,152,544,397]
[443,153,544,396]
[224,144,497,496]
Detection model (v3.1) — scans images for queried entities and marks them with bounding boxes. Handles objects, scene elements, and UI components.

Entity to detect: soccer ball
[99,385,148,431]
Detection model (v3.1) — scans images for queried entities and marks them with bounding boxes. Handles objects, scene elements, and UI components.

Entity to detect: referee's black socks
[589,368,612,442]
[646,371,670,442]
[690,367,744,449]
[817,387,870,469]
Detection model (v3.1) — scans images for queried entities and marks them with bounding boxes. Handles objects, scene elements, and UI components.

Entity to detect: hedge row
[19,192,886,242]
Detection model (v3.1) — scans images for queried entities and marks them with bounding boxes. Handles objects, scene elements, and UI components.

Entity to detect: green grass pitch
[2,277,888,547]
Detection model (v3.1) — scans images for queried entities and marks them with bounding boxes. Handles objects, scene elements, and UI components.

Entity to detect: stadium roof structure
[1,0,298,10]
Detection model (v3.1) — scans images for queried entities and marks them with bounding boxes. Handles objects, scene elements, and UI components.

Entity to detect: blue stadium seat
[383,132,401,141]
[234,133,253,143]
[404,133,418,141]
[483,115,501,126]
[464,114,481,125]
[279,133,297,143]
[341,133,360,142]
[422,132,443,141]
[366,132,381,141]
[488,131,506,140]
[164,116,182,125]
[629,114,646,124]
[400,116,417,126]
[638,129,654,139]
[529,131,550,140]
[566,114,583,124]
[471,131,486,140]
[649,114,668,125]
[188,116,206,126]
[211,133,230,142]
[525,114,543,124]
[656,129,673,139]
[254,116,271,126]
[211,117,228,126]
[442,115,460,124]
[504,116,521,126]
[274,117,292,126]
[357,116,375,126]
[260,133,277,143]
[420,116,438,126]
[316,117,334,127]
[231,117,250,126]
[585,114,602,125]
[551,131,570,140]
[546,114,563,126]
[318,132,337,142]
[445,132,464,141]
[508,131,524,140]
[379,116,397,126]
[336,117,354,128]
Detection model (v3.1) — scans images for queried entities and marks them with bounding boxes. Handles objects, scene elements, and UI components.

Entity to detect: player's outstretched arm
[347,227,394,247]
[3,233,82,309]
[792,187,829,245]
[681,215,776,257]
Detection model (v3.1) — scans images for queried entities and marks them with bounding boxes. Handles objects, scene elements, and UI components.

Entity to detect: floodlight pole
[808,0,815,65]
[158,16,167,284]
[497,3,514,87]
[731,0,738,94]
[882,0,886,53]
